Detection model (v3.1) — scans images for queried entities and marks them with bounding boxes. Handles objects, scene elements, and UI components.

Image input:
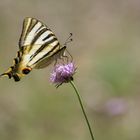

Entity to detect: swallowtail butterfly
[0,17,72,81]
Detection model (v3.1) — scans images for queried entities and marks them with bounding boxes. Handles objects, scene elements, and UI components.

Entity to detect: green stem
[70,81,95,140]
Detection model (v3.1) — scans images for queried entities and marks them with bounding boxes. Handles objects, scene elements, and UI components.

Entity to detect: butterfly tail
[0,72,12,79]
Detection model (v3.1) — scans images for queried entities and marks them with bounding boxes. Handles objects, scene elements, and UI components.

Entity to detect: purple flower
[50,62,76,86]
[104,98,127,117]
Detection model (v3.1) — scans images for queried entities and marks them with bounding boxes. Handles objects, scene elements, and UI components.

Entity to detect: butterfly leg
[54,58,58,66]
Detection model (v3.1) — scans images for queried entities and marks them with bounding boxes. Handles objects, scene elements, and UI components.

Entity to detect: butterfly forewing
[19,17,46,47]
[19,17,61,68]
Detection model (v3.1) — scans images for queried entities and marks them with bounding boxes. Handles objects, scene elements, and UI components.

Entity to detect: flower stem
[70,81,95,140]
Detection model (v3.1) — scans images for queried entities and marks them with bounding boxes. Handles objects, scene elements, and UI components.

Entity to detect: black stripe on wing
[30,28,48,45]
[19,18,38,47]
[29,37,58,62]
[42,33,55,41]
[19,17,48,48]
[30,42,60,66]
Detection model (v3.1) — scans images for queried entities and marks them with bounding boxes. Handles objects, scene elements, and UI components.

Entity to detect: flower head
[104,98,127,117]
[50,62,76,87]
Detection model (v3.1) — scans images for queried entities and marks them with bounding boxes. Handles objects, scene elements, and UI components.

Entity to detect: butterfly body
[1,17,67,81]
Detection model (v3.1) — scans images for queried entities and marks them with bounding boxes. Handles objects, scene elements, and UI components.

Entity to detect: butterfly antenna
[62,33,73,62]
[64,33,73,46]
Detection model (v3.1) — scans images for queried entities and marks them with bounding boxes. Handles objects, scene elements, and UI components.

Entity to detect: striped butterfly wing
[0,17,66,81]
[32,45,66,69]
[19,17,62,69]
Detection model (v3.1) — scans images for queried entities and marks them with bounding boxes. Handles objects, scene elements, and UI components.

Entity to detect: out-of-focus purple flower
[104,98,127,117]
[50,62,76,86]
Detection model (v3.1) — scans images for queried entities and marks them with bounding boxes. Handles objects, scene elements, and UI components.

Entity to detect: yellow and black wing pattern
[0,17,66,81]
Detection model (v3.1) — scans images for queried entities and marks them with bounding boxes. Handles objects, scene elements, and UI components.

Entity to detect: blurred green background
[1,0,140,140]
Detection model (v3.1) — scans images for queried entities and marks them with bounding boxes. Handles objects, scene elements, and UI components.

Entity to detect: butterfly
[0,17,72,81]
